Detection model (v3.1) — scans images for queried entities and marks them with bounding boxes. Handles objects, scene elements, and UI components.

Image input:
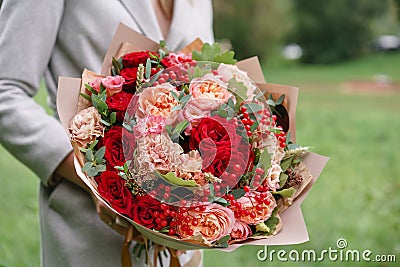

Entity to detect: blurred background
[1,0,399,266]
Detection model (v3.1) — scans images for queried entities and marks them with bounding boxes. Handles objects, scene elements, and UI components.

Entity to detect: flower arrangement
[58,23,328,257]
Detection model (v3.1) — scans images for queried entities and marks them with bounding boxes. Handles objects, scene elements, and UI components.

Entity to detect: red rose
[122,51,152,68]
[202,146,247,179]
[106,91,133,122]
[130,195,172,230]
[120,67,138,91]
[100,126,136,170]
[189,116,241,152]
[95,171,133,216]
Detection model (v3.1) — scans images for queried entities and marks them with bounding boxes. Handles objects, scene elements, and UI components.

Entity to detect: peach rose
[217,64,257,101]
[136,83,179,120]
[230,219,252,242]
[189,74,232,111]
[69,106,104,147]
[176,203,235,244]
[233,191,277,225]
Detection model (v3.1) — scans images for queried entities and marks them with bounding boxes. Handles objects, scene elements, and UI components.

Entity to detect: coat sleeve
[0,0,72,185]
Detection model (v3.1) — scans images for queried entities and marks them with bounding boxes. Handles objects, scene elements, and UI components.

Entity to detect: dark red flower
[189,116,241,152]
[106,91,133,122]
[95,171,133,216]
[100,126,136,170]
[122,51,152,68]
[130,195,174,230]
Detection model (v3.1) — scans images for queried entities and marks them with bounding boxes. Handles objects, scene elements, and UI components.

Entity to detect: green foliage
[192,43,237,64]
[80,142,106,177]
[290,0,390,63]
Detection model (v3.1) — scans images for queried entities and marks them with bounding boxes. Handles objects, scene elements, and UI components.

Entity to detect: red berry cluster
[227,190,272,220]
[149,183,172,201]
[152,202,177,231]
[240,104,256,137]
[171,205,207,236]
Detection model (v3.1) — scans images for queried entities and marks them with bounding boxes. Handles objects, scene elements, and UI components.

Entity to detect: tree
[290,0,389,63]
[213,0,291,60]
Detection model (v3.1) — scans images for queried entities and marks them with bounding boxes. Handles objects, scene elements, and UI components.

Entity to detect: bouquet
[58,23,328,265]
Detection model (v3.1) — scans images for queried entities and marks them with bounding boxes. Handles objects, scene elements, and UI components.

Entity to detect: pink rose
[175,203,235,244]
[69,106,104,147]
[101,75,125,96]
[230,219,252,242]
[232,191,277,225]
[88,76,124,97]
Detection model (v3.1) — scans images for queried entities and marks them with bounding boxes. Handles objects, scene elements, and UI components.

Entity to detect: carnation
[135,133,183,172]
[69,106,104,147]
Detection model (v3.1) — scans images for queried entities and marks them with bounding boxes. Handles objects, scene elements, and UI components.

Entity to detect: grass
[1,52,400,266]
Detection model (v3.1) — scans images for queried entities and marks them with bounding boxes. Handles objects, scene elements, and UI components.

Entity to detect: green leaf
[280,156,294,172]
[279,173,288,188]
[173,120,189,136]
[214,234,230,248]
[87,167,97,177]
[218,109,228,118]
[264,208,280,233]
[89,140,98,150]
[100,119,111,127]
[148,69,163,85]
[273,187,296,197]
[91,94,108,114]
[159,40,166,48]
[94,146,106,160]
[99,83,106,94]
[109,112,117,124]
[266,99,276,107]
[82,162,93,172]
[112,57,122,75]
[228,78,248,107]
[213,51,237,64]
[192,43,237,64]
[95,164,106,173]
[231,188,245,199]
[85,149,94,162]
[213,197,229,206]
[193,66,203,78]
[258,150,272,174]
[179,94,192,106]
[79,92,92,102]
[170,90,179,101]
[84,84,98,95]
[145,58,152,79]
[244,102,264,114]
[276,94,286,105]
[159,171,197,187]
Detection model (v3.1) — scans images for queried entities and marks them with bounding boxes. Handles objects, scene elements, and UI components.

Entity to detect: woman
[0,0,214,266]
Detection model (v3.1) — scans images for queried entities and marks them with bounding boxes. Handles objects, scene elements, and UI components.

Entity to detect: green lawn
[1,52,400,266]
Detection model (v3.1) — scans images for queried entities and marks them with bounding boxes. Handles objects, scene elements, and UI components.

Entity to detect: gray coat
[0,0,214,266]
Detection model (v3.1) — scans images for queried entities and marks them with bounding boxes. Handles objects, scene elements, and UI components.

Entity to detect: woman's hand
[54,151,129,235]
[90,192,130,236]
